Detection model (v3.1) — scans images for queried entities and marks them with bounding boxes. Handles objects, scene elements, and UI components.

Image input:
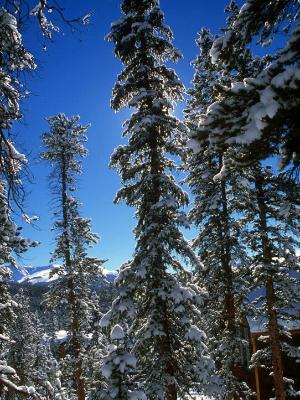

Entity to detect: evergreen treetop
[102,1,218,399]
[202,0,300,175]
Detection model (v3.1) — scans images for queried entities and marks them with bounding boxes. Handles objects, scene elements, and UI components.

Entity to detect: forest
[0,1,299,400]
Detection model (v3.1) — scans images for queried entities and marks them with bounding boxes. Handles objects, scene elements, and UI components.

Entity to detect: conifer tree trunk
[61,155,85,400]
[42,114,100,400]
[255,174,286,400]
[220,178,236,333]
[138,48,178,398]
[217,157,242,400]
[150,131,177,400]
[216,156,236,335]
[160,307,177,400]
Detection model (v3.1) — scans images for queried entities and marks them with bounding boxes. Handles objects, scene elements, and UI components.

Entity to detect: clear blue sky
[15,0,235,270]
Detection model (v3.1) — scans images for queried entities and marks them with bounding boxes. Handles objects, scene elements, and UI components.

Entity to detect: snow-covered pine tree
[203,0,300,178]
[41,113,104,400]
[0,9,39,397]
[99,323,143,400]
[103,1,216,399]
[7,289,67,400]
[0,7,35,203]
[241,164,300,400]
[0,5,37,276]
[0,182,39,398]
[185,26,252,399]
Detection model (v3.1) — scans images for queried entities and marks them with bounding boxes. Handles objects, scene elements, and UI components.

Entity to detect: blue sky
[15,0,235,270]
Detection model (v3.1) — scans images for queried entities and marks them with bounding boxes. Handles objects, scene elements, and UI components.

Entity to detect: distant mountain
[17,264,61,285]
[10,264,117,286]
[9,264,53,282]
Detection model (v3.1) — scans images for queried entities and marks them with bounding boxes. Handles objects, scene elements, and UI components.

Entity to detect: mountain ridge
[10,264,117,286]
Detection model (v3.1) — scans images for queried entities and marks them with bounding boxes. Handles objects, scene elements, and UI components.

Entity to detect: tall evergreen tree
[41,113,104,400]
[102,1,216,399]
[188,0,299,399]
[242,164,300,400]
[0,9,38,396]
[185,7,300,397]
[0,6,35,204]
[0,5,38,298]
[185,26,252,399]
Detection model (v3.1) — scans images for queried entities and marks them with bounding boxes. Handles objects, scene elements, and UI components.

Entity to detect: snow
[231,81,248,93]
[213,163,228,181]
[132,21,152,32]
[271,66,300,89]
[186,325,206,342]
[203,22,300,155]
[153,197,177,209]
[122,354,136,368]
[277,202,292,218]
[0,8,18,32]
[210,31,232,64]
[121,32,136,44]
[128,391,147,400]
[209,37,223,64]
[27,386,36,394]
[128,89,156,107]
[101,363,112,379]
[102,268,118,284]
[186,397,214,400]
[260,87,279,119]
[239,178,251,188]
[206,101,222,114]
[239,2,251,14]
[2,140,27,164]
[102,352,137,379]
[0,365,16,375]
[18,265,59,284]
[55,330,68,343]
[187,139,201,153]
[16,264,117,285]
[110,324,125,340]
[232,80,280,145]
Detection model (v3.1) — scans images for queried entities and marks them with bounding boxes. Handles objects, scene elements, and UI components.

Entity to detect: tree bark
[217,157,241,400]
[255,173,286,400]
[218,156,236,333]
[221,182,236,332]
[61,155,85,400]
[158,300,177,400]
[145,67,177,399]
